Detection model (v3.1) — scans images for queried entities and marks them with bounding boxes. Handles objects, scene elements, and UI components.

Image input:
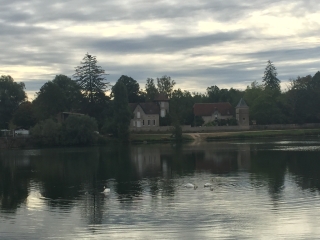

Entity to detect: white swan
[204,183,213,187]
[102,186,110,194]
[184,183,198,189]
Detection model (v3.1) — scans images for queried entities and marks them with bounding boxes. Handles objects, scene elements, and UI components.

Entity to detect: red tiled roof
[193,102,234,116]
[129,102,160,115]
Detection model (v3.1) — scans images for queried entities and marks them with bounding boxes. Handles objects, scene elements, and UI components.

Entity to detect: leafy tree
[73,53,109,103]
[30,119,61,146]
[243,81,264,107]
[145,78,158,102]
[32,75,83,121]
[112,75,142,103]
[262,60,281,92]
[171,89,194,125]
[12,101,36,129]
[157,75,175,98]
[61,115,98,145]
[113,81,131,141]
[250,92,285,124]
[206,85,220,102]
[0,75,26,128]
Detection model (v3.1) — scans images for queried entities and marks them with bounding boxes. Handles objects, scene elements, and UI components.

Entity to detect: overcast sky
[1,0,320,99]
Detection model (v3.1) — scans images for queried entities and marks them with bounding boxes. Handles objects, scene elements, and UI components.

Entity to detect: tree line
[1,54,320,144]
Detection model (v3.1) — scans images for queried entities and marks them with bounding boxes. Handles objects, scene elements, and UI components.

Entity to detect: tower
[236,98,249,126]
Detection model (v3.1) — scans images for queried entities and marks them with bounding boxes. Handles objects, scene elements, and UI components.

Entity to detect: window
[148,120,150,125]
[137,111,140,118]
[143,120,144,125]
[153,120,156,125]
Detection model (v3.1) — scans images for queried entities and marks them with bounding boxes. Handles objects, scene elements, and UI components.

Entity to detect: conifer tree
[262,60,281,91]
[73,53,109,103]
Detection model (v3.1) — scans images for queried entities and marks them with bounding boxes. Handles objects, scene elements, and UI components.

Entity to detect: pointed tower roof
[236,98,249,108]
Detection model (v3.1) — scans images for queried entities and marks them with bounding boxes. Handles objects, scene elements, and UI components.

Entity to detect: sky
[1,0,320,100]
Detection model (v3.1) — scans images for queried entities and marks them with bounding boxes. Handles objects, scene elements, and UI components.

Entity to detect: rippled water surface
[1,138,320,239]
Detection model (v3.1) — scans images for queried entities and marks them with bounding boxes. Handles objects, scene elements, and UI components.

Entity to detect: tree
[157,75,175,98]
[32,75,84,121]
[12,101,36,129]
[112,75,142,103]
[145,78,158,102]
[262,60,281,91]
[0,75,26,128]
[73,53,109,103]
[61,115,98,145]
[112,81,131,141]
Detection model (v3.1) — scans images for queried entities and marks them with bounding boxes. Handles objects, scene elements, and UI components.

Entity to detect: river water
[1,138,320,239]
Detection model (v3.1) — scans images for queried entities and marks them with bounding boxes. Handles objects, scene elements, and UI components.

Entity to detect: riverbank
[130,128,320,143]
[2,128,320,148]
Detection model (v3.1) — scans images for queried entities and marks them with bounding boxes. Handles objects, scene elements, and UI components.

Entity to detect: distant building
[193,102,234,125]
[129,93,169,128]
[235,98,249,126]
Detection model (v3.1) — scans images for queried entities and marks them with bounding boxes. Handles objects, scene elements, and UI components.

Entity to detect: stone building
[235,98,249,126]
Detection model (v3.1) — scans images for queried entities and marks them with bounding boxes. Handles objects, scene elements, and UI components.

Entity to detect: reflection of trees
[0,151,31,212]
[287,151,320,192]
[30,148,100,211]
[250,151,287,203]
[98,144,143,201]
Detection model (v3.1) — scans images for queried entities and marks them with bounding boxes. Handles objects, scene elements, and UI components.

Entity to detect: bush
[30,119,61,145]
[61,115,98,145]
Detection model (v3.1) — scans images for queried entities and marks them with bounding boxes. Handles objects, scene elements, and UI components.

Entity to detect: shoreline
[1,128,320,149]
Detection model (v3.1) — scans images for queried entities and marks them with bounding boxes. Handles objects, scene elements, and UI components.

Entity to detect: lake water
[1,138,320,239]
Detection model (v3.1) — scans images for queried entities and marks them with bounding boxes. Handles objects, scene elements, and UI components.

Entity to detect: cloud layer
[1,0,320,99]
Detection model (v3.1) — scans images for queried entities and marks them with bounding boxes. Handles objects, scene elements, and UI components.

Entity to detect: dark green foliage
[0,75,26,128]
[113,81,131,141]
[262,60,281,92]
[12,101,36,129]
[145,78,159,102]
[170,89,194,125]
[112,75,143,103]
[73,53,109,103]
[30,115,98,146]
[157,75,176,98]
[61,115,98,145]
[204,118,237,126]
[30,119,61,146]
[194,116,204,127]
[33,75,84,121]
[206,85,244,106]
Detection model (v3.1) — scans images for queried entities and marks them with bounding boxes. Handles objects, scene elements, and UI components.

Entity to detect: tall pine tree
[73,53,109,103]
[262,60,281,92]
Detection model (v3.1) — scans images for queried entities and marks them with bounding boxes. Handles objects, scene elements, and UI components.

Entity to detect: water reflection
[1,139,320,238]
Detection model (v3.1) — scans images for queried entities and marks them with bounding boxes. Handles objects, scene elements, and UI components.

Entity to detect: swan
[184,183,198,189]
[204,183,213,187]
[102,186,110,194]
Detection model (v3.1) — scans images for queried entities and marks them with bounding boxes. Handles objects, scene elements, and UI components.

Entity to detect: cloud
[1,0,320,97]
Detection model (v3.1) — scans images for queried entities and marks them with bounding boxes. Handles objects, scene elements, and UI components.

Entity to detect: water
[1,138,320,239]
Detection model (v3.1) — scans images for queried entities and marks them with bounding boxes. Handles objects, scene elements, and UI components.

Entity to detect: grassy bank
[205,128,320,141]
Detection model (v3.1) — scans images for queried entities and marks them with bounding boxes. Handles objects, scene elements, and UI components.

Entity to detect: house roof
[193,102,234,116]
[236,98,249,108]
[153,93,169,101]
[129,102,160,115]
